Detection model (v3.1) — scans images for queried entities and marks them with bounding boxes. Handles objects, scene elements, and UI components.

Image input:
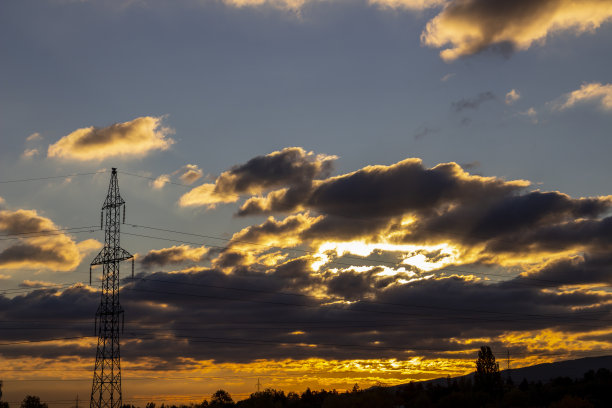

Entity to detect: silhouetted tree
[20,396,47,408]
[209,390,234,407]
[0,380,8,408]
[474,345,501,392]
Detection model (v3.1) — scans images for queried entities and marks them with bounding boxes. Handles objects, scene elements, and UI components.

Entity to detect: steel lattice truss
[90,168,133,408]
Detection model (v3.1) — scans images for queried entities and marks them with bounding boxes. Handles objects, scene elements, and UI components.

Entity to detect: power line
[124,276,612,323]
[0,336,94,345]
[0,228,97,241]
[118,171,193,188]
[122,223,592,288]
[1,274,610,325]
[0,171,106,184]
[0,220,598,290]
[0,225,99,238]
[120,229,565,290]
[0,332,604,359]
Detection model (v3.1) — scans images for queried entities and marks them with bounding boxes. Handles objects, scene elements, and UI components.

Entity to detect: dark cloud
[239,158,526,219]
[0,209,48,234]
[524,253,612,287]
[139,245,209,268]
[230,153,612,259]
[217,147,334,194]
[411,192,612,247]
[180,147,336,208]
[0,243,71,266]
[483,216,612,254]
[452,92,495,112]
[2,268,610,364]
[324,267,396,301]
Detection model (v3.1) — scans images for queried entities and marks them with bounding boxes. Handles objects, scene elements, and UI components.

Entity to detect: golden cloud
[26,132,42,142]
[179,183,240,208]
[47,116,174,161]
[21,148,40,159]
[421,0,612,61]
[213,213,321,270]
[152,174,171,190]
[0,209,101,271]
[557,82,612,111]
[505,89,520,105]
[177,164,204,184]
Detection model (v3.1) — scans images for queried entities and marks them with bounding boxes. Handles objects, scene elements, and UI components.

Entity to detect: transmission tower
[89,168,133,408]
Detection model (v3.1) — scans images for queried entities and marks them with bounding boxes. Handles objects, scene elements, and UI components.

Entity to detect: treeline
[3,348,612,408]
[3,369,612,408]
[132,368,612,408]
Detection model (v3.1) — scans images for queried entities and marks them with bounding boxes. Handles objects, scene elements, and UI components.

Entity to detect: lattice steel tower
[89,168,133,408]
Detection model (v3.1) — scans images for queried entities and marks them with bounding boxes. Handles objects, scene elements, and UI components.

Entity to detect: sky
[1,0,612,405]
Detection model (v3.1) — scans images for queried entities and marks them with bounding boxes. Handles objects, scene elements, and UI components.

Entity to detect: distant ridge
[395,355,612,388]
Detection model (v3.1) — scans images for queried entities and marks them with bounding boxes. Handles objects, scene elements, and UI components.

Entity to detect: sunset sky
[1,0,612,405]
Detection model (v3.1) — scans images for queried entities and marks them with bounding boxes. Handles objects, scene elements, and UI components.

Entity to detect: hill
[406,355,612,387]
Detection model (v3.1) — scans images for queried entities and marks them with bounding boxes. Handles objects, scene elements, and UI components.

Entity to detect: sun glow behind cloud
[315,241,460,272]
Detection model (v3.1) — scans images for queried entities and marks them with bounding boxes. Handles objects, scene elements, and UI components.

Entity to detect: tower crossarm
[90,248,133,265]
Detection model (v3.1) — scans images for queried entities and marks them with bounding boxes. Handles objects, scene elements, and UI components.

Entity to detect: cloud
[19,280,62,288]
[556,82,612,111]
[522,107,537,117]
[238,157,528,219]
[139,245,210,268]
[0,208,101,271]
[210,149,612,271]
[2,267,610,365]
[452,91,495,112]
[520,253,612,287]
[214,213,320,269]
[151,174,170,190]
[369,0,446,10]
[481,214,612,255]
[179,147,337,208]
[21,148,40,159]
[222,0,307,9]
[151,165,204,191]
[505,89,521,105]
[421,0,612,61]
[221,0,442,11]
[520,107,538,124]
[440,73,456,82]
[413,126,438,139]
[4,153,612,378]
[47,116,174,161]
[26,132,42,142]
[176,164,203,184]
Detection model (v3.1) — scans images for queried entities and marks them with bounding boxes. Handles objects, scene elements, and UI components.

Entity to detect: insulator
[100,211,103,230]
[132,258,134,278]
[123,204,126,224]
